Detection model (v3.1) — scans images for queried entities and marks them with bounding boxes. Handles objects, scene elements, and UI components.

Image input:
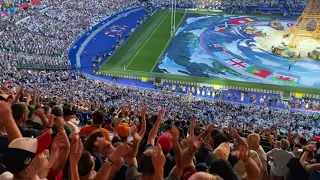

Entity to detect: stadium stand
[0,0,319,180]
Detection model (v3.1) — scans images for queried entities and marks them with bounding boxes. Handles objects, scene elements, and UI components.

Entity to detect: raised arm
[233,129,260,180]
[147,108,165,145]
[94,142,132,180]
[127,126,144,166]
[170,127,183,179]
[0,101,22,142]
[300,144,320,174]
[151,143,166,180]
[139,105,147,138]
[189,118,196,138]
[69,134,83,180]
[267,127,275,147]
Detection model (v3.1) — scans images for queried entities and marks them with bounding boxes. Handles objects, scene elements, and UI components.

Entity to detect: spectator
[79,110,110,140]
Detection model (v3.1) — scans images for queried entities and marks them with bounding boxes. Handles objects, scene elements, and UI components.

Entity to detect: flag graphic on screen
[209,43,223,51]
[227,59,248,68]
[212,44,220,48]
[212,51,234,60]
[270,73,299,85]
[246,66,272,78]
[213,26,225,32]
[229,18,254,25]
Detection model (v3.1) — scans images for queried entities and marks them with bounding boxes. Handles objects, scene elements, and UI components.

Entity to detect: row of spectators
[0,80,320,180]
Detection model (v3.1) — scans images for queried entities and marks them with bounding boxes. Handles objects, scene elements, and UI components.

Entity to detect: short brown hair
[78,151,94,176]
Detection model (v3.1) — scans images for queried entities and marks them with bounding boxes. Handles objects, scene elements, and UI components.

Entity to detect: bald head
[247,133,260,150]
[189,172,222,180]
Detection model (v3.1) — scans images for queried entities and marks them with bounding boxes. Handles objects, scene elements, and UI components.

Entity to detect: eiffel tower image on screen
[283,0,320,48]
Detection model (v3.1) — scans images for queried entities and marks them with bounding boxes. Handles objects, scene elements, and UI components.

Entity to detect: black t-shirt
[164,155,175,178]
[195,144,212,164]
[286,157,310,180]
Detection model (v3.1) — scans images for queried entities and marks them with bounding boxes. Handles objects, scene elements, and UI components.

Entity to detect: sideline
[149,10,187,72]
[126,11,170,69]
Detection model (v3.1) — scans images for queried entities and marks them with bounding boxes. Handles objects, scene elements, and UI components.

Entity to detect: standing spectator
[266,139,294,180]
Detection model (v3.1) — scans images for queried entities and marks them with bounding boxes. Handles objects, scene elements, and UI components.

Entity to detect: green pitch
[99,10,320,95]
[100,10,185,72]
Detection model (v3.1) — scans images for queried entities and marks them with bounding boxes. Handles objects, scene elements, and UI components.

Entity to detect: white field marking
[150,11,186,72]
[126,12,169,69]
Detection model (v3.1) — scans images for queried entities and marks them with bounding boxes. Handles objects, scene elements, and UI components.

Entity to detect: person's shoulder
[0,171,13,180]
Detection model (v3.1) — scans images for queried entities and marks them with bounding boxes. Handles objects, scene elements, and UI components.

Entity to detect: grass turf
[98,10,320,95]
[126,11,185,72]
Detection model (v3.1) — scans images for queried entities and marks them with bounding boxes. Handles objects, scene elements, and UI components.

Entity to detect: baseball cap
[2,132,52,173]
[156,132,172,152]
[63,107,76,116]
[117,123,130,138]
[0,94,13,102]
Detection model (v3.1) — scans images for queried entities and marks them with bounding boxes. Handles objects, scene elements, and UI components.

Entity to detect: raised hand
[129,127,141,142]
[151,143,166,168]
[51,133,70,150]
[234,144,250,162]
[171,127,179,143]
[187,136,203,152]
[141,105,147,117]
[109,142,132,162]
[190,118,197,130]
[158,108,165,119]
[207,123,216,133]
[69,133,83,164]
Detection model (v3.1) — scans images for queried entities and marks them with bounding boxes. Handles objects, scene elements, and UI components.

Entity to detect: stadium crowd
[0,0,140,70]
[1,71,320,180]
[1,0,320,180]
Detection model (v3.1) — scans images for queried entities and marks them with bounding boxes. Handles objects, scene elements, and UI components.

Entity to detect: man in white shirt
[266,139,294,180]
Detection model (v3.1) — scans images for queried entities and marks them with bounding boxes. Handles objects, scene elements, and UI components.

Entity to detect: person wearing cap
[79,110,110,141]
[116,123,131,141]
[0,94,14,103]
[63,107,79,133]
[0,132,52,180]
[156,132,175,177]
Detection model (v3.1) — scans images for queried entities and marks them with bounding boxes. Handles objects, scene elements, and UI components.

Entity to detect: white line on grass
[150,11,186,72]
[126,12,169,69]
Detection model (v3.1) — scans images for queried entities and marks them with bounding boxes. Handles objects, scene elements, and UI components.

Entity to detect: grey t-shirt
[266,149,294,177]
[125,164,178,180]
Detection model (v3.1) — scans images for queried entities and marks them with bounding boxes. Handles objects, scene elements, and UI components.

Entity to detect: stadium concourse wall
[68,6,145,70]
